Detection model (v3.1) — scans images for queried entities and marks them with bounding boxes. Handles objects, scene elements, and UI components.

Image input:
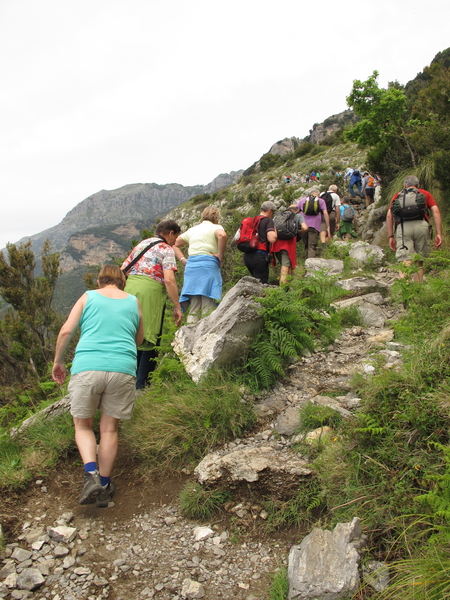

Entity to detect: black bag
[320,191,334,212]
[273,210,298,240]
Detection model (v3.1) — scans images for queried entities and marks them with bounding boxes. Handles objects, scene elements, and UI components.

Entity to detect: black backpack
[303,195,321,216]
[273,210,298,240]
[320,191,333,212]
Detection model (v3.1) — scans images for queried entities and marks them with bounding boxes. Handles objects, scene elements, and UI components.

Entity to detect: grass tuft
[122,369,255,472]
[179,481,231,520]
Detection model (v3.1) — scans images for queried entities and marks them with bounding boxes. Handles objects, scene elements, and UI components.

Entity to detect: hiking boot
[79,471,102,505]
[96,482,115,508]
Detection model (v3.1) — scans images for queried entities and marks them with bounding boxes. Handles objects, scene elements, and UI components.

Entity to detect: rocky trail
[0,258,407,600]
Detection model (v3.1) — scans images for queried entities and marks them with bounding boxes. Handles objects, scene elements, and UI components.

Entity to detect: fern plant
[244,275,341,389]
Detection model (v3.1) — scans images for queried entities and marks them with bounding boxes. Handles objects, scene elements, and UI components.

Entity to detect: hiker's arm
[214,228,228,265]
[267,230,277,243]
[52,294,86,384]
[323,210,331,237]
[386,209,396,251]
[135,300,144,346]
[300,222,308,232]
[230,228,240,248]
[430,205,443,249]
[163,269,182,326]
[335,206,340,229]
[173,236,187,263]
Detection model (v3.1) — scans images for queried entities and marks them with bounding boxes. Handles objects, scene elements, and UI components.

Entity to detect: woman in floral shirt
[121,219,182,388]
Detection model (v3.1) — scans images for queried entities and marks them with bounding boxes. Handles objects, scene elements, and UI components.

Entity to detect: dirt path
[0,451,289,600]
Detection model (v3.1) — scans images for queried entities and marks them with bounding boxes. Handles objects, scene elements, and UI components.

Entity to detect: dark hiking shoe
[79,471,102,505]
[96,482,115,508]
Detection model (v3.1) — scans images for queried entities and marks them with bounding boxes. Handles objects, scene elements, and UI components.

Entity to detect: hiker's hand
[435,234,442,249]
[52,362,67,385]
[173,308,182,327]
[213,253,223,267]
[389,237,396,251]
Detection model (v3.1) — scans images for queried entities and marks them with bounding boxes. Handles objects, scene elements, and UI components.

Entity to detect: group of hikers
[51,173,442,506]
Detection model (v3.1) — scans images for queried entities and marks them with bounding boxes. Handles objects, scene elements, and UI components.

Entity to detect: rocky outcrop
[268,137,300,156]
[194,446,313,497]
[308,110,357,144]
[172,277,265,382]
[11,171,243,261]
[288,518,365,600]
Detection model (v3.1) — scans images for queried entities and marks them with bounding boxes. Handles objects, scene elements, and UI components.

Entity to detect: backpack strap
[122,239,165,274]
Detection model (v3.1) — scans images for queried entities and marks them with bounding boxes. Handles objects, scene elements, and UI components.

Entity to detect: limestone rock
[23,527,45,546]
[349,241,384,266]
[16,568,45,591]
[181,578,205,599]
[332,293,385,309]
[311,396,352,418]
[357,303,387,328]
[47,526,77,544]
[275,406,301,436]
[305,258,344,275]
[195,446,313,496]
[363,561,390,592]
[193,527,213,542]
[335,277,389,293]
[173,277,265,382]
[288,518,363,599]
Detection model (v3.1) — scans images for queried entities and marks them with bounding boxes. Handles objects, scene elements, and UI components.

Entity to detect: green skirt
[124,275,166,351]
[338,221,357,238]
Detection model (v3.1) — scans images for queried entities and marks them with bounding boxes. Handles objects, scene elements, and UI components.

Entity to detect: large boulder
[349,241,384,266]
[305,258,344,276]
[194,446,313,497]
[288,518,364,600]
[172,277,265,382]
[335,277,389,294]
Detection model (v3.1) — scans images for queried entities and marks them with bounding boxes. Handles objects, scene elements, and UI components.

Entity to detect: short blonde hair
[98,265,126,290]
[201,206,220,224]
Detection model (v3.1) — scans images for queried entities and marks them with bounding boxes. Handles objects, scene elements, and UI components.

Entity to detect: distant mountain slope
[11,171,243,259]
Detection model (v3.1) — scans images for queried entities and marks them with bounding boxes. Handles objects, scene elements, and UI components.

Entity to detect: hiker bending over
[271,204,308,284]
[52,265,144,507]
[232,201,277,284]
[386,175,442,282]
[175,206,227,324]
[121,220,182,388]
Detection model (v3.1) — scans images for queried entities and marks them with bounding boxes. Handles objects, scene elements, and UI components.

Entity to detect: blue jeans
[349,180,362,197]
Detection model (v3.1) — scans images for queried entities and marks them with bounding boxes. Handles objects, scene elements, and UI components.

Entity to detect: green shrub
[244,275,342,389]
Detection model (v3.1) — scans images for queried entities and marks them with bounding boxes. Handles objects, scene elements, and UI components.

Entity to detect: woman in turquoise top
[52,265,144,507]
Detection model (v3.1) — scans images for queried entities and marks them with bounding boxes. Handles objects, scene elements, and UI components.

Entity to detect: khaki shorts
[274,249,291,268]
[69,371,136,420]
[395,219,431,262]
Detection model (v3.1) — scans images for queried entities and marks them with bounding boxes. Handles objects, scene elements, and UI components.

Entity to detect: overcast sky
[0,0,448,250]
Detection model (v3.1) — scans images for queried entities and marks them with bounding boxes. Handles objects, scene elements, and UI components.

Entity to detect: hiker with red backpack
[386,175,442,282]
[297,187,331,259]
[271,204,308,284]
[232,201,277,283]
